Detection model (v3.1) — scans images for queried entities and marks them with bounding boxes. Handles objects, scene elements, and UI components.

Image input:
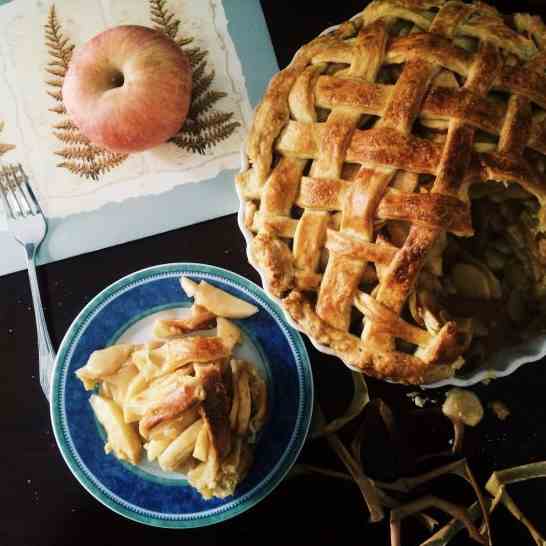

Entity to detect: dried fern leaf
[44,5,73,69]
[59,37,72,50]
[57,160,100,181]
[176,36,193,47]
[171,121,239,154]
[187,48,208,68]
[169,134,208,155]
[53,130,91,145]
[149,0,179,39]
[49,104,67,115]
[45,79,63,88]
[58,153,127,180]
[47,60,67,70]
[47,89,63,102]
[47,50,66,62]
[149,0,240,155]
[45,5,128,179]
[53,119,77,130]
[180,112,234,136]
[166,21,179,38]
[94,153,129,173]
[55,145,104,160]
[192,70,216,102]
[191,61,208,88]
[0,121,14,157]
[45,67,66,78]
[0,143,15,157]
[189,90,227,119]
[204,121,240,143]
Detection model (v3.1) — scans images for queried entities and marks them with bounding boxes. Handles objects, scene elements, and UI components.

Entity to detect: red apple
[62,25,192,154]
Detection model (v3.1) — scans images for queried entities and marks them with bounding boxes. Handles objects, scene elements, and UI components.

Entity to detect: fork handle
[25,244,56,401]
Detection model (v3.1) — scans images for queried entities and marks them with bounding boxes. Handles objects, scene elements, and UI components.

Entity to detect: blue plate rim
[50,262,313,528]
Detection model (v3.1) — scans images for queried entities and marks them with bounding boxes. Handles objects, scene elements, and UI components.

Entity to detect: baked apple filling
[406,182,546,371]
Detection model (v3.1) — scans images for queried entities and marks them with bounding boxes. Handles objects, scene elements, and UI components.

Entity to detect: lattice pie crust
[237,1,546,384]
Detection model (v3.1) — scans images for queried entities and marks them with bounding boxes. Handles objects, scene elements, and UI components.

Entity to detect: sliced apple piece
[138,376,205,439]
[186,449,222,500]
[90,394,142,464]
[217,317,241,351]
[144,438,171,462]
[478,264,502,300]
[236,367,252,436]
[148,407,200,442]
[76,344,133,390]
[102,363,139,407]
[179,276,258,318]
[132,343,170,380]
[158,418,203,471]
[248,367,268,436]
[451,263,491,300]
[153,305,215,339]
[123,372,149,423]
[194,281,258,319]
[180,276,198,297]
[132,337,227,382]
[125,368,194,426]
[193,422,210,462]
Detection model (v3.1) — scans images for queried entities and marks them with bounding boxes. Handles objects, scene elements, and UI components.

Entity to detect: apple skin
[62,25,192,154]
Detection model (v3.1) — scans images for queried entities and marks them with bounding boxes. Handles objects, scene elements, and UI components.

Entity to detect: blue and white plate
[50,263,313,528]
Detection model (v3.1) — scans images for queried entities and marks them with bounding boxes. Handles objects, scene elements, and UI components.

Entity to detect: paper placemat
[0,0,277,276]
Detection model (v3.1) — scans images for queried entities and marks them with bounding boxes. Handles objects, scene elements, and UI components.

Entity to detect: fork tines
[0,163,41,218]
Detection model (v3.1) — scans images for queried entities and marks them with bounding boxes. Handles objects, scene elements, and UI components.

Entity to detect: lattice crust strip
[236,0,546,384]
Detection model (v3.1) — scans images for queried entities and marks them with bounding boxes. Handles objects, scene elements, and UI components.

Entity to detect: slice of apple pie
[76,278,267,500]
[237,0,546,384]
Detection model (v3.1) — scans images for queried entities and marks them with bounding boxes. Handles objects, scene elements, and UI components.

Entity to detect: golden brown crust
[196,365,232,459]
[154,305,216,338]
[140,383,204,437]
[251,232,294,297]
[237,0,546,384]
[168,337,230,366]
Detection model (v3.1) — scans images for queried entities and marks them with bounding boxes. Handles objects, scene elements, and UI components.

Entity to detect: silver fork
[0,163,55,401]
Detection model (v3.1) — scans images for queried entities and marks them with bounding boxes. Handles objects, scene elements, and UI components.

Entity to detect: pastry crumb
[489,400,510,421]
[407,391,435,408]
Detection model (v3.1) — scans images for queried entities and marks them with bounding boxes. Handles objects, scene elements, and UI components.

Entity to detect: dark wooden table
[2,2,546,545]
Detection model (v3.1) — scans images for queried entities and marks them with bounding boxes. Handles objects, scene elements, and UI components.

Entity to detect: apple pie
[236,0,546,384]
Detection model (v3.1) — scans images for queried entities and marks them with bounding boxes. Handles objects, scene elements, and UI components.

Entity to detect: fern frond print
[45,5,127,181]
[58,153,128,180]
[0,122,15,158]
[149,0,240,155]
